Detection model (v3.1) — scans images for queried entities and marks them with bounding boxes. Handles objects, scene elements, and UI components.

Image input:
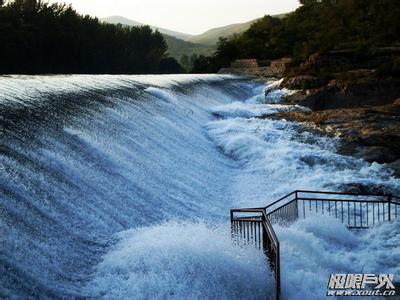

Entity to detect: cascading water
[1,75,399,299]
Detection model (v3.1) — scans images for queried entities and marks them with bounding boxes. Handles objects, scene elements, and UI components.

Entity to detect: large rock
[283,90,308,105]
[353,146,397,164]
[282,49,400,111]
[298,78,400,110]
[280,75,325,90]
[298,48,400,75]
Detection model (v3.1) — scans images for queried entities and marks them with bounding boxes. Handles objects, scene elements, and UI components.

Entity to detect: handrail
[231,207,280,299]
[297,197,387,203]
[261,209,279,245]
[295,189,390,196]
[267,199,297,216]
[265,190,391,208]
[231,207,267,213]
[264,191,296,209]
[230,190,400,300]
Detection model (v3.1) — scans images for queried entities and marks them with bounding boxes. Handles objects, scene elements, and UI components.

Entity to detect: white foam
[275,216,400,299]
[86,221,274,299]
[262,79,297,104]
[206,116,399,208]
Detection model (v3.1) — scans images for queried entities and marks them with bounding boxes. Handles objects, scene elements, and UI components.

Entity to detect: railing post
[230,210,235,240]
[276,242,281,300]
[388,195,392,221]
[262,213,268,256]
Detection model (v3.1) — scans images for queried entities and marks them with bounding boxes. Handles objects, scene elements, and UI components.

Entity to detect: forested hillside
[101,16,193,40]
[101,16,214,71]
[162,35,213,60]
[188,19,258,46]
[193,0,400,72]
[0,0,182,74]
[188,14,286,46]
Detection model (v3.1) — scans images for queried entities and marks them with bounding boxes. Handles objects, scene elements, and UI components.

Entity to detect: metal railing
[230,190,400,300]
[230,208,280,299]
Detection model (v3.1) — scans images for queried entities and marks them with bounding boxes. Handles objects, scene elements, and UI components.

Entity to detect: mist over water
[1,75,399,298]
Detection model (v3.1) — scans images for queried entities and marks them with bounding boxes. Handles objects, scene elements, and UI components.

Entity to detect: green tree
[0,0,182,74]
[191,55,211,73]
[193,0,400,73]
[159,57,183,74]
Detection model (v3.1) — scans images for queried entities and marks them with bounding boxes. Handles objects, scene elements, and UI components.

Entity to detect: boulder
[354,146,397,164]
[280,75,325,90]
[298,78,400,111]
[282,90,308,105]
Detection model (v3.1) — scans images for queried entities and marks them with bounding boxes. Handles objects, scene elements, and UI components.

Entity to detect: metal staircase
[230,190,400,300]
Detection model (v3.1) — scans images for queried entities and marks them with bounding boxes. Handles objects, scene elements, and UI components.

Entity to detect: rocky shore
[267,101,400,176]
[265,49,400,176]
[281,76,400,110]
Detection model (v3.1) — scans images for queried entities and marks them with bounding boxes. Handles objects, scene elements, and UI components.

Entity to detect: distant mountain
[188,19,257,46]
[101,16,194,41]
[101,16,214,66]
[188,14,288,46]
[101,14,288,63]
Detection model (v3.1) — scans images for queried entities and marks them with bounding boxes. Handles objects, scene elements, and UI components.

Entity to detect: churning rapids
[1,75,400,299]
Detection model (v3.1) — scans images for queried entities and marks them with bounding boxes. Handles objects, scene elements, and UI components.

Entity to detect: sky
[47,0,300,35]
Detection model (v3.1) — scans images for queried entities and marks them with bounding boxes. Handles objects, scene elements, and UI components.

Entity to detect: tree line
[192,0,400,73]
[0,0,182,74]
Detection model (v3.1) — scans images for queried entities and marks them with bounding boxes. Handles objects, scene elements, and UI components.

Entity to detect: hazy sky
[47,0,300,35]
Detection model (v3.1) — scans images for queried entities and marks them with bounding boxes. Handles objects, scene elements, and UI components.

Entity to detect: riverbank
[259,49,400,177]
[266,102,400,177]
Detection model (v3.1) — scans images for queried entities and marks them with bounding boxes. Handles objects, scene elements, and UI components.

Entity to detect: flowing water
[1,74,399,299]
